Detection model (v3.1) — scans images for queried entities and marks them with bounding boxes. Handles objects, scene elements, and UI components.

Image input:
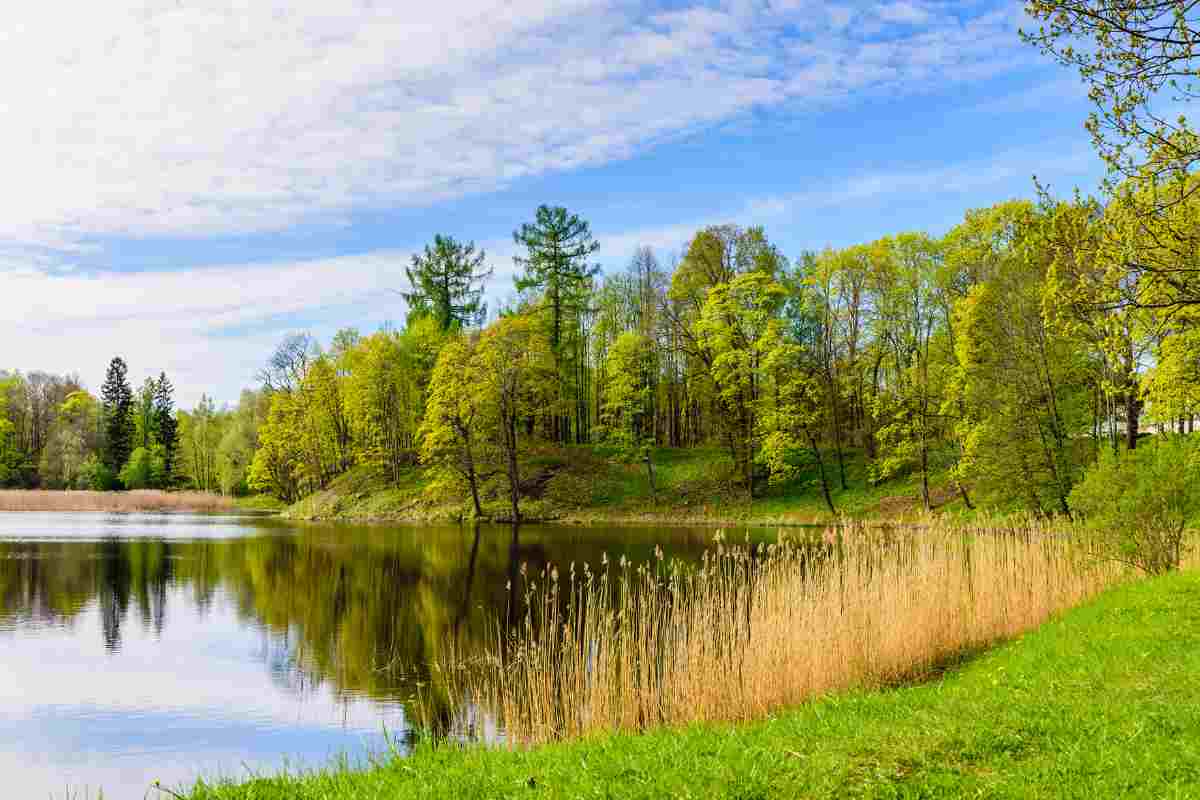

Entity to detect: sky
[1,0,1108,406]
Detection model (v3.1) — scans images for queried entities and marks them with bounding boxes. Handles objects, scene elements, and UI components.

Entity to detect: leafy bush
[118,446,167,490]
[77,455,117,491]
[1069,435,1200,574]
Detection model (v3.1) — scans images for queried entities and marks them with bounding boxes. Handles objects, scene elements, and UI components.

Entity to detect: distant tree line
[0,357,259,493]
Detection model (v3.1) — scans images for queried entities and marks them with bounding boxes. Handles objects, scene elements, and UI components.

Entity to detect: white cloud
[0,1,1028,251]
[0,252,413,405]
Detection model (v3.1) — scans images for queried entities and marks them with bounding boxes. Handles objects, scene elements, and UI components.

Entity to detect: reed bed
[443,518,1128,746]
[0,489,235,513]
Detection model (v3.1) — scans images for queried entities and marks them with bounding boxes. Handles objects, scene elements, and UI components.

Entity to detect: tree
[217,390,267,496]
[694,270,788,497]
[947,203,1092,515]
[341,321,444,484]
[599,331,656,489]
[868,233,946,510]
[134,378,158,451]
[101,357,134,479]
[476,315,554,521]
[183,395,222,493]
[39,391,101,489]
[420,336,493,517]
[257,333,315,393]
[1142,307,1200,430]
[404,235,493,331]
[757,291,840,515]
[0,385,22,486]
[154,373,179,483]
[1022,2,1200,192]
[513,205,600,443]
[248,392,304,503]
[1023,3,1200,310]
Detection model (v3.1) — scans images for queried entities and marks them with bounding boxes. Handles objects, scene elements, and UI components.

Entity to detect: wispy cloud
[1,1,1028,253]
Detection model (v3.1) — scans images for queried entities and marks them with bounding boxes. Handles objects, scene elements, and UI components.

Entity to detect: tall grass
[0,489,235,513]
[443,519,1128,746]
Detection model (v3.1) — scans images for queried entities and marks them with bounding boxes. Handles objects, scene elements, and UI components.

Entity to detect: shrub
[1069,435,1200,574]
[77,455,117,491]
[118,447,167,490]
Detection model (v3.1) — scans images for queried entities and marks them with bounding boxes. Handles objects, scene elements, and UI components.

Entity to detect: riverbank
[0,489,238,513]
[283,446,969,525]
[186,568,1200,799]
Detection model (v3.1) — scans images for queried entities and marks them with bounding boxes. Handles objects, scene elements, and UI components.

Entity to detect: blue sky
[1,0,1106,405]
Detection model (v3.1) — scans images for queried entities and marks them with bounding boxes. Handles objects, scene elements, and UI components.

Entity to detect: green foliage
[404,234,492,331]
[513,205,600,444]
[217,390,266,496]
[694,270,787,492]
[118,446,167,490]
[946,202,1092,515]
[78,454,116,491]
[154,373,179,480]
[599,331,653,464]
[101,356,135,476]
[1070,435,1200,574]
[419,335,493,516]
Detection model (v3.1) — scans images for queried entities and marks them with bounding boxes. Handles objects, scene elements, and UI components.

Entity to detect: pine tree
[154,372,178,484]
[101,357,134,476]
[403,235,493,331]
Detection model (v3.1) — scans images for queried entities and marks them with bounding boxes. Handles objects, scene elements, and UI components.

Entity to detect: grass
[0,489,235,513]
[185,563,1200,799]
[281,445,964,525]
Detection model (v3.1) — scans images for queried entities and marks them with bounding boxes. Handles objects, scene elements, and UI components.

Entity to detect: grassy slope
[284,445,965,525]
[188,570,1200,799]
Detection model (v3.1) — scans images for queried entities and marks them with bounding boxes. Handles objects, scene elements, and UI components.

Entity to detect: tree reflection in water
[0,521,724,734]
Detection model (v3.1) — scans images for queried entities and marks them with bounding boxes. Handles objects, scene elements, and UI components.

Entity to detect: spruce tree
[101,357,134,475]
[403,235,493,331]
[154,372,178,484]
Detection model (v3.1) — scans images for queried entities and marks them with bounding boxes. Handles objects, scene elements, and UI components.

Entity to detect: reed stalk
[442,518,1133,746]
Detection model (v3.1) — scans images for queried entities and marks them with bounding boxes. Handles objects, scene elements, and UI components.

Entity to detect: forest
[2,186,1196,527]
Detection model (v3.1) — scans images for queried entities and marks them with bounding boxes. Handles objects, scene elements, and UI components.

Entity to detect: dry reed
[0,489,235,513]
[443,518,1127,746]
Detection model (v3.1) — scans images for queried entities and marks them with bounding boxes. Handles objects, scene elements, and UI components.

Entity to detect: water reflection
[0,513,736,799]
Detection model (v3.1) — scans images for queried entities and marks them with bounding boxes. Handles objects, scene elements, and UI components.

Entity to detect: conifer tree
[513,205,600,442]
[154,372,178,483]
[404,235,492,331]
[101,357,134,475]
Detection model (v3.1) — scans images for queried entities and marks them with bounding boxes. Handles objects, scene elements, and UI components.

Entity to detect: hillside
[282,445,969,525]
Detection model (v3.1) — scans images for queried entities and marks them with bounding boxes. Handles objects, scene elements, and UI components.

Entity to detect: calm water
[0,512,750,799]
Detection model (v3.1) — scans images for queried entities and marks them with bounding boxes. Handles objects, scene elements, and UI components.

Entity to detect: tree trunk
[919,434,931,511]
[1125,389,1139,451]
[830,388,848,490]
[956,480,974,510]
[805,428,836,515]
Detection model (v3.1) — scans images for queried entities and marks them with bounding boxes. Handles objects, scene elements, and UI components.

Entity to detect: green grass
[232,494,288,512]
[280,445,967,525]
[187,570,1200,799]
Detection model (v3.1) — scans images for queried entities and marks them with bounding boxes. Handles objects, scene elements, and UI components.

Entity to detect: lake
[0,512,753,799]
